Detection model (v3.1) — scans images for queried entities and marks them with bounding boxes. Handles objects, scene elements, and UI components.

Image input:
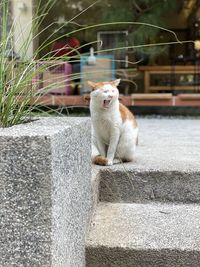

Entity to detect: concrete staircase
[86,118,200,267]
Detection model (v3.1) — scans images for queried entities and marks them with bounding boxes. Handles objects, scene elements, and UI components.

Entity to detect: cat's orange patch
[119,103,137,128]
[93,155,108,166]
[88,80,118,90]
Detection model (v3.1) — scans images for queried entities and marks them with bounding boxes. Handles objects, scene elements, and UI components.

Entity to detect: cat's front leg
[95,134,106,157]
[106,128,120,166]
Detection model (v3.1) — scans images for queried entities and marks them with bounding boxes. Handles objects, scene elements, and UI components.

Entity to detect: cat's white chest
[92,111,121,143]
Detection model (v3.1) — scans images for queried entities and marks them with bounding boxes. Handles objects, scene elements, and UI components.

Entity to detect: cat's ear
[87,81,96,90]
[112,79,121,87]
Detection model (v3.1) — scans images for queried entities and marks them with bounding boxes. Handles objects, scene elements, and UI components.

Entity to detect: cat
[88,79,138,166]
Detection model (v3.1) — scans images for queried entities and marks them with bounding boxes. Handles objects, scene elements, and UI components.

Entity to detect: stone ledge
[98,169,200,203]
[0,117,91,267]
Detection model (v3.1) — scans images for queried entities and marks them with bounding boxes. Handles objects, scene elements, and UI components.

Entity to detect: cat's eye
[103,90,109,93]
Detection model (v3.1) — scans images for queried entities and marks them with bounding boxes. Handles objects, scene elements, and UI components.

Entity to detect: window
[97,31,128,69]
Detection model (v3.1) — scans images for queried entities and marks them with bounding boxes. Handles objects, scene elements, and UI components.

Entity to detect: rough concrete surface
[0,117,91,267]
[99,117,200,172]
[97,118,200,203]
[99,170,200,203]
[87,117,200,267]
[86,202,200,267]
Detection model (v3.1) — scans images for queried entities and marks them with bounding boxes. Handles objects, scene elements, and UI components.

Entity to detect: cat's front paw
[106,159,113,166]
[93,155,107,166]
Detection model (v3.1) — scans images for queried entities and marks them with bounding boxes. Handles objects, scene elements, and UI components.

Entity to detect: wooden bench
[139,65,200,93]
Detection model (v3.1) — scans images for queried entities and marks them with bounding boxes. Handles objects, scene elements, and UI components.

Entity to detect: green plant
[0,0,51,127]
[0,0,99,127]
[0,0,80,127]
[0,0,191,128]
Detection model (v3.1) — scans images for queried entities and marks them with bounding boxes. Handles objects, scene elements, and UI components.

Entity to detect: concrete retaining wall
[0,117,91,267]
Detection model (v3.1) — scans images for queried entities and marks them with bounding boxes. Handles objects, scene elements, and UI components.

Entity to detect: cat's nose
[108,95,113,99]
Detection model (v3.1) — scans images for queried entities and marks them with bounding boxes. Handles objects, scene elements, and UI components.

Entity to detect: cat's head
[87,79,120,109]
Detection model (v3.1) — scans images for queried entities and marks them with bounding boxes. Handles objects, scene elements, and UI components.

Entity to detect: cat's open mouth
[103,99,111,108]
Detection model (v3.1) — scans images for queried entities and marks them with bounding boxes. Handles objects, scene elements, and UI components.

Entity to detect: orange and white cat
[88,79,138,166]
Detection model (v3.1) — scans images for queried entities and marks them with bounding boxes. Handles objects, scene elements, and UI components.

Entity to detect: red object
[52,38,80,57]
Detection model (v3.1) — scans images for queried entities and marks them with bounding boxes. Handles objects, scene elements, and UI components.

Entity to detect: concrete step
[97,118,200,204]
[98,167,200,203]
[86,202,200,267]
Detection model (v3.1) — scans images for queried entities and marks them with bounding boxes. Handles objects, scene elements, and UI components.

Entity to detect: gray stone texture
[97,117,200,203]
[99,117,200,172]
[0,117,91,267]
[99,169,200,203]
[87,117,200,267]
[86,202,200,267]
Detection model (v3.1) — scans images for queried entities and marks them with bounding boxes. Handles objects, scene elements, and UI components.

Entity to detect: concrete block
[0,117,91,267]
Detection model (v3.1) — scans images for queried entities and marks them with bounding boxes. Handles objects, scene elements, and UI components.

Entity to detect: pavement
[87,117,200,267]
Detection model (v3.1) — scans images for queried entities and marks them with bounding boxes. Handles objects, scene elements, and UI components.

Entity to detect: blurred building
[5,0,200,99]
